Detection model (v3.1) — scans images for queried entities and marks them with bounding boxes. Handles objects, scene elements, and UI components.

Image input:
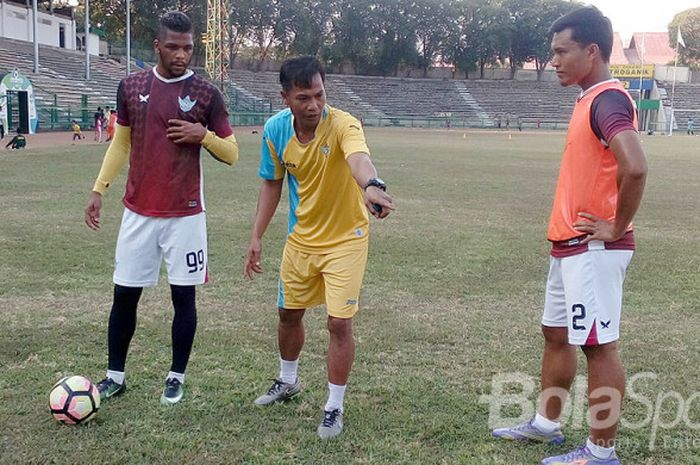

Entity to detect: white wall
[654,65,691,84]
[1,1,76,50]
[76,32,100,56]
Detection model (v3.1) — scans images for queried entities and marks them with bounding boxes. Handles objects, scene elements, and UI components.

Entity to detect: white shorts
[541,241,633,346]
[113,208,208,287]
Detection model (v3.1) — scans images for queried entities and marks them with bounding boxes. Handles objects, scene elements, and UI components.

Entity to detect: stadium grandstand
[0,0,695,133]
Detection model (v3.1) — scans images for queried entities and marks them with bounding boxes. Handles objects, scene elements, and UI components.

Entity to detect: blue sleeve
[259,125,285,180]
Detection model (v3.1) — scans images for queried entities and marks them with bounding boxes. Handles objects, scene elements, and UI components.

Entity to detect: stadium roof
[627,32,675,65]
[610,32,628,65]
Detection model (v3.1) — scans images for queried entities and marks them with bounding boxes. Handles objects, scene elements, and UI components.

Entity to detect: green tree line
[69,0,700,77]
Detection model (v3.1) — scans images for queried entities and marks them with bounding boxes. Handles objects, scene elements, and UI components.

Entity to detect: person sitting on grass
[5,130,26,149]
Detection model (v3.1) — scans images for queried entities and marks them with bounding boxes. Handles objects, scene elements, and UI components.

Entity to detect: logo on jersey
[321,144,330,156]
[139,93,150,103]
[188,200,198,208]
[600,320,611,329]
[178,95,197,112]
[284,161,297,169]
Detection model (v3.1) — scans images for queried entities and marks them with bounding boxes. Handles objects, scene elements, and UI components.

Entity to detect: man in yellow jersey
[492,7,647,465]
[244,56,394,439]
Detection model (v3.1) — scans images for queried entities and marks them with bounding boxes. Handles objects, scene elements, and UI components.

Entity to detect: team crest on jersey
[321,144,330,156]
[139,93,150,103]
[178,95,197,112]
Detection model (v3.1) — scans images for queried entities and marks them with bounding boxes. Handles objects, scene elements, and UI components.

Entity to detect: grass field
[1,129,699,465]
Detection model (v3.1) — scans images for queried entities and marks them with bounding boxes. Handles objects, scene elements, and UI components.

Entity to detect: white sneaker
[317,409,343,439]
[253,379,301,405]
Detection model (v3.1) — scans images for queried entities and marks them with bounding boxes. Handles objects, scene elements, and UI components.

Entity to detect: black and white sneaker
[253,379,301,405]
[160,378,184,405]
[96,377,126,400]
[317,409,343,439]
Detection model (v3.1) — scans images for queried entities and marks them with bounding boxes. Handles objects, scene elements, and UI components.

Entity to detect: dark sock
[170,285,197,374]
[107,285,142,372]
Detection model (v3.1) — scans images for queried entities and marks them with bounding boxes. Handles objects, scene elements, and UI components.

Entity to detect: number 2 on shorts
[572,303,586,331]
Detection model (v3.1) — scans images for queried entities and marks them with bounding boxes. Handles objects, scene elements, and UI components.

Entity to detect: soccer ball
[49,375,100,425]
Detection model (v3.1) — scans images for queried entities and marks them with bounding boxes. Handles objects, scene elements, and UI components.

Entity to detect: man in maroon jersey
[84,11,239,405]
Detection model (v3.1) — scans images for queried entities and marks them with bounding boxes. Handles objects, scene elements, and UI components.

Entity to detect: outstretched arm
[346,152,395,219]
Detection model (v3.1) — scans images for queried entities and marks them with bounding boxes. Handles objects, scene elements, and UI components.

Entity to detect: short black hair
[549,6,613,63]
[158,11,193,39]
[279,56,325,92]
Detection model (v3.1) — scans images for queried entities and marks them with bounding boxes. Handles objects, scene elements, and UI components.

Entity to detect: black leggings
[107,284,197,374]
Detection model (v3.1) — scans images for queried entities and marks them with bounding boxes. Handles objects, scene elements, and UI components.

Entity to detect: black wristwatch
[365,177,386,191]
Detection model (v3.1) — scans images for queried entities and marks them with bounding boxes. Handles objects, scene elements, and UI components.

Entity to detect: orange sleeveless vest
[547,81,638,242]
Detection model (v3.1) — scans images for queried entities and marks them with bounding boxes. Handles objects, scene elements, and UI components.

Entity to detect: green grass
[1,129,699,464]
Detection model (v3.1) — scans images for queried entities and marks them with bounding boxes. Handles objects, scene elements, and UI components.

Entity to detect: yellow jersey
[259,105,370,253]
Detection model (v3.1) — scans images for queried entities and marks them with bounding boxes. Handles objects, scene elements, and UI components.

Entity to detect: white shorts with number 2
[541,241,633,346]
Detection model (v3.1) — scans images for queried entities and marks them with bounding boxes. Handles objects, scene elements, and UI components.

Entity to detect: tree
[472,1,510,78]
[499,0,577,80]
[412,0,456,77]
[371,0,421,76]
[87,1,207,62]
[669,7,700,69]
[323,0,376,74]
[231,0,287,69]
[278,0,333,57]
[445,0,480,79]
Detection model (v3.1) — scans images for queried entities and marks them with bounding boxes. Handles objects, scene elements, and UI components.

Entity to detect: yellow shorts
[278,242,368,319]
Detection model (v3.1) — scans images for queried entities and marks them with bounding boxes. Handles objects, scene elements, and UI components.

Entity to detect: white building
[0,0,102,55]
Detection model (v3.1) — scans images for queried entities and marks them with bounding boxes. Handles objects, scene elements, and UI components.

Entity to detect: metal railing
[229,111,571,130]
[35,102,92,131]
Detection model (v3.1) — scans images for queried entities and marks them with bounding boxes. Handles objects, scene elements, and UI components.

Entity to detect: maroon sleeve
[207,88,233,138]
[590,90,636,145]
[116,80,129,127]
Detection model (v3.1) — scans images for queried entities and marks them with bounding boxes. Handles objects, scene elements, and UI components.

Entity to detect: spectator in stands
[72,120,84,143]
[94,107,105,142]
[688,118,694,136]
[5,129,26,149]
[106,110,117,142]
[492,7,647,465]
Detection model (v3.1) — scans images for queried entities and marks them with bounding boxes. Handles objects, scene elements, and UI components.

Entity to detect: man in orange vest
[492,7,647,465]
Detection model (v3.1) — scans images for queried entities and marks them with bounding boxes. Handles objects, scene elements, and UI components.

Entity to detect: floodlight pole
[638,33,644,131]
[669,37,679,136]
[84,0,90,80]
[126,0,131,75]
[33,0,39,73]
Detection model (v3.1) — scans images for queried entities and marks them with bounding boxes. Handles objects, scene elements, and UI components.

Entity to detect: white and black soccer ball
[49,375,100,425]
